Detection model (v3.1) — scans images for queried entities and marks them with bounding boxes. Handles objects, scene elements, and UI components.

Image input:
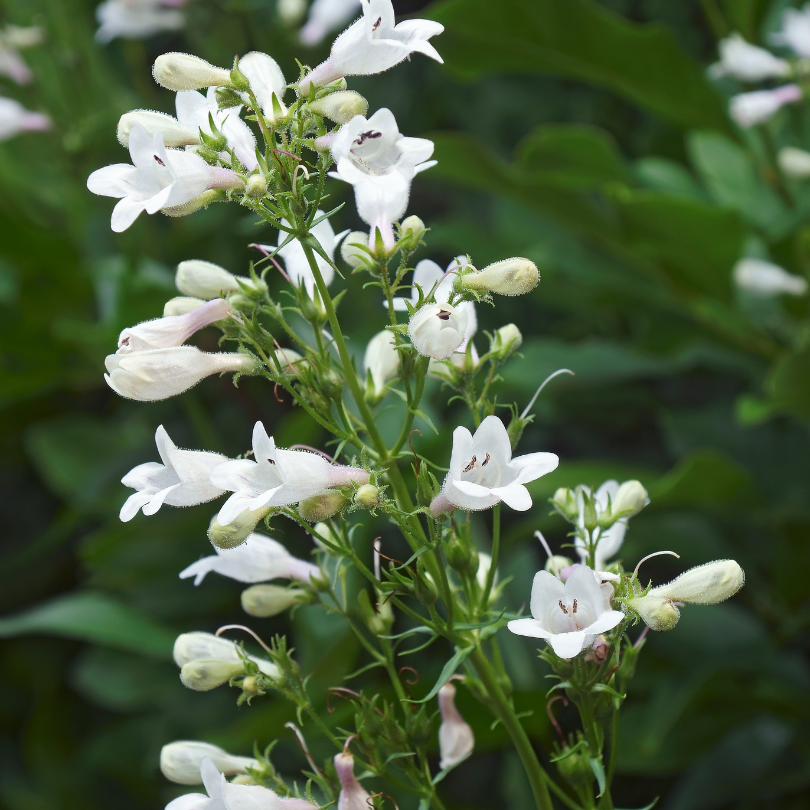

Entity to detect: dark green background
[1,0,809,808]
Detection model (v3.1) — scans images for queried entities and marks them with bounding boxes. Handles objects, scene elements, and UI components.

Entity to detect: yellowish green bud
[208,507,272,549]
[163,189,227,218]
[490,323,523,360]
[461,258,539,296]
[245,174,267,197]
[625,594,680,632]
[341,231,372,268]
[608,480,649,520]
[651,560,745,605]
[354,484,380,508]
[308,90,368,124]
[298,491,348,522]
[153,53,232,91]
[163,296,207,317]
[241,585,307,617]
[544,555,572,576]
[399,215,426,251]
[180,659,245,691]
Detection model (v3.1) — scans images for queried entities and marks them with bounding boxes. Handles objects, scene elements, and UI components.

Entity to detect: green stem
[480,504,500,614]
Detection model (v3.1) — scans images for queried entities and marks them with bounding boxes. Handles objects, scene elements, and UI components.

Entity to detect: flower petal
[583,610,625,637]
[506,618,554,639]
[547,630,588,659]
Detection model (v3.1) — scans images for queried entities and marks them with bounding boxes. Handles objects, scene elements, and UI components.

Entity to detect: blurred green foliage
[1,0,809,809]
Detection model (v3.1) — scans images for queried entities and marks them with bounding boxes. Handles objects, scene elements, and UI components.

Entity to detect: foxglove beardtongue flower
[0,25,43,84]
[179,532,320,585]
[238,52,288,122]
[710,33,791,81]
[105,346,256,401]
[300,0,360,46]
[364,329,399,399]
[651,560,745,604]
[211,422,370,526]
[120,425,228,521]
[165,757,318,810]
[173,631,279,677]
[153,52,232,92]
[176,259,263,299]
[733,258,808,296]
[117,110,198,148]
[329,108,436,249]
[771,4,810,58]
[259,211,348,295]
[508,565,625,659]
[729,84,802,127]
[430,415,559,514]
[117,298,230,354]
[460,258,539,297]
[87,125,243,232]
[96,0,185,44]
[409,303,468,360]
[0,98,50,142]
[334,749,372,810]
[160,741,258,785]
[298,0,443,92]
[438,682,475,769]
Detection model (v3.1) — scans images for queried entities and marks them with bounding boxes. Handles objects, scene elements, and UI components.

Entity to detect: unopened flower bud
[230,774,257,785]
[399,215,426,251]
[241,676,260,695]
[241,585,308,617]
[460,258,539,296]
[307,90,368,124]
[438,683,474,769]
[354,484,380,508]
[445,533,478,576]
[414,560,438,606]
[409,303,468,360]
[298,491,348,522]
[779,146,810,178]
[341,231,373,268]
[311,522,341,554]
[733,258,808,297]
[334,750,372,810]
[153,53,233,92]
[208,506,273,549]
[160,741,257,785]
[163,189,229,218]
[651,560,744,605]
[608,480,649,521]
[117,110,199,148]
[555,744,593,785]
[180,659,246,691]
[176,260,263,300]
[245,174,268,197]
[544,555,572,576]
[625,594,680,632]
[490,324,522,360]
[164,296,206,317]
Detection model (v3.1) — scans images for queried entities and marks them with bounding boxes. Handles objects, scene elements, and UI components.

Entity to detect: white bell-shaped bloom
[211,422,370,525]
[431,415,559,514]
[239,51,287,121]
[409,303,468,360]
[733,258,808,296]
[180,532,320,585]
[299,0,443,92]
[508,565,624,659]
[166,756,318,810]
[258,212,348,296]
[771,4,810,58]
[710,33,790,81]
[729,84,802,127]
[392,257,477,346]
[334,750,372,810]
[105,346,255,401]
[438,682,474,770]
[173,632,279,678]
[0,25,43,84]
[96,0,185,44]
[574,481,626,570]
[329,108,435,248]
[0,98,49,142]
[87,124,243,232]
[117,298,230,354]
[364,330,399,398]
[300,0,360,45]
[120,425,228,521]
[161,741,258,785]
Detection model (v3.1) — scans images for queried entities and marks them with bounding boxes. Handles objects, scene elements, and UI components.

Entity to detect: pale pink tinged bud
[313,133,336,153]
[334,751,372,810]
[370,218,396,253]
[438,683,474,769]
[327,465,371,488]
[299,60,343,95]
[429,492,455,517]
[19,112,50,132]
[117,298,231,354]
[153,52,232,91]
[207,166,245,190]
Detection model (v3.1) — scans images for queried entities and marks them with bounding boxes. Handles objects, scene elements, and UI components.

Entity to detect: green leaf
[616,801,658,810]
[0,592,176,657]
[406,646,473,703]
[428,0,731,132]
[766,347,810,420]
[721,0,772,40]
[589,756,606,797]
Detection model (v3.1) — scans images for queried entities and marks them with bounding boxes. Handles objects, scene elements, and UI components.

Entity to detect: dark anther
[372,16,382,31]
[462,456,477,473]
[558,600,569,615]
[572,599,578,614]
[355,130,383,145]
[154,155,166,166]
[482,453,491,467]
[437,309,451,321]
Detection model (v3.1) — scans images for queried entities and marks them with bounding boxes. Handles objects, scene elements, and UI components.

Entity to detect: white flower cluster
[95,0,190,44]
[0,25,50,143]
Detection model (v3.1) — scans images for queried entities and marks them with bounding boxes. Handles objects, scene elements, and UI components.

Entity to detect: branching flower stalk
[87,4,748,809]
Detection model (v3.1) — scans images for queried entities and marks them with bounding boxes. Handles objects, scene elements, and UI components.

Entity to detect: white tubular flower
[508,565,625,659]
[120,425,227,521]
[329,108,436,249]
[300,0,360,46]
[651,560,745,605]
[211,422,371,526]
[460,258,539,297]
[179,532,320,585]
[771,4,810,58]
[729,84,802,127]
[105,346,256,401]
[117,298,230,354]
[87,125,243,233]
[166,756,318,810]
[239,51,287,122]
[259,211,348,296]
[0,98,50,142]
[431,415,559,514]
[176,260,259,299]
[153,52,232,92]
[96,0,185,44]
[574,481,629,570]
[779,146,810,177]
[438,682,474,770]
[173,632,279,678]
[0,25,43,84]
[364,330,399,398]
[117,110,199,148]
[161,741,258,785]
[334,749,372,810]
[409,303,468,360]
[710,33,790,81]
[299,0,443,92]
[734,258,808,296]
